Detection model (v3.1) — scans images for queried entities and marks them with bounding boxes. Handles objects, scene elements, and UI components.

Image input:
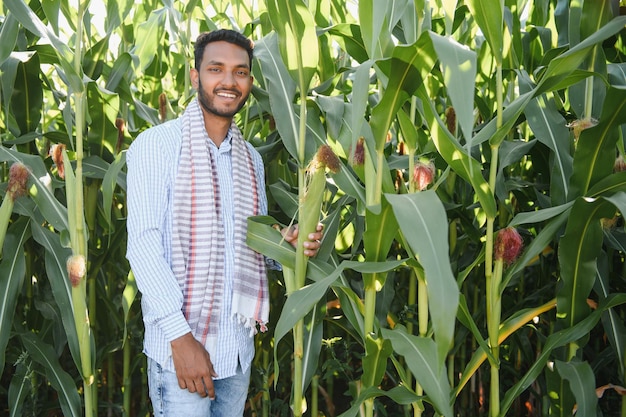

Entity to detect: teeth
[218,92,237,98]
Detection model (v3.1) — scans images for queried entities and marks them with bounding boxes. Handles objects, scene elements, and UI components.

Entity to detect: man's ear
[190,68,199,89]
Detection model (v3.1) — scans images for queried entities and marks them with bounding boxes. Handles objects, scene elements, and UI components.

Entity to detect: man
[126,29,322,417]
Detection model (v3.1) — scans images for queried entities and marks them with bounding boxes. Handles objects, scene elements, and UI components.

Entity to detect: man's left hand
[281,223,324,257]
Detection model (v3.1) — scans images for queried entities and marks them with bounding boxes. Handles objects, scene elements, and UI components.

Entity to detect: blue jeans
[148,358,251,417]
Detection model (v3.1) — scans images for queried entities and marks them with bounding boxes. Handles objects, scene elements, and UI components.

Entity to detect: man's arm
[126,129,190,342]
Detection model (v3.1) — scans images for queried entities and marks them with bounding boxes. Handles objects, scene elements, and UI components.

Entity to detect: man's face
[192,40,253,119]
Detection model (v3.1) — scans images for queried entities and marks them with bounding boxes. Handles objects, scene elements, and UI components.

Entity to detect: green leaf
[500,294,626,416]
[0,13,19,66]
[455,294,496,367]
[122,270,138,344]
[381,325,453,417]
[415,86,497,219]
[358,0,394,60]
[523,82,573,205]
[0,146,69,233]
[274,259,406,351]
[362,333,393,388]
[371,33,436,151]
[302,301,324,390]
[455,298,557,396]
[504,209,570,288]
[587,171,626,198]
[246,216,334,281]
[0,218,29,372]
[30,223,82,374]
[568,86,626,198]
[466,0,503,65]
[254,34,317,162]
[429,32,476,142]
[557,196,616,329]
[40,0,61,34]
[594,254,626,383]
[337,385,422,417]
[386,191,459,361]
[4,0,82,91]
[266,0,318,92]
[536,16,626,92]
[555,360,598,416]
[20,332,82,417]
[327,24,368,64]
[10,52,43,135]
[102,152,127,228]
[131,8,166,71]
[8,362,31,417]
[86,81,120,154]
[350,59,374,146]
[363,200,398,288]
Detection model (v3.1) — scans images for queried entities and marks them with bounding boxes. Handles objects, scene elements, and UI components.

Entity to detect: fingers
[280,223,325,256]
[202,376,216,399]
[171,333,218,398]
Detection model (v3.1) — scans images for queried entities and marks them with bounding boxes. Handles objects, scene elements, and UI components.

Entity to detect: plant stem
[486,61,503,417]
[123,336,131,417]
[293,319,304,417]
[364,282,377,336]
[311,374,319,417]
[363,279,378,417]
[263,349,270,417]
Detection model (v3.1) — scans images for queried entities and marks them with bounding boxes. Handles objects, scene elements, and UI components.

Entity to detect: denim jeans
[148,357,251,417]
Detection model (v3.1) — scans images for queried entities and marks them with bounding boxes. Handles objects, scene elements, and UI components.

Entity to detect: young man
[126,29,322,417]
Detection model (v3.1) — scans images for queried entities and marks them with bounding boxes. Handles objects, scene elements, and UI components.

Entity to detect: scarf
[171,98,268,351]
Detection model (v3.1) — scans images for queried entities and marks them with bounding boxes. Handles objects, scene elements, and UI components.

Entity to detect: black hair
[194,29,254,70]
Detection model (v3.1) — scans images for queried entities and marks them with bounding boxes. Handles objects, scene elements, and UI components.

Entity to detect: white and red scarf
[171,98,268,351]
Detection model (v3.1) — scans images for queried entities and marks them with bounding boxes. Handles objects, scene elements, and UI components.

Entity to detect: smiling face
[191,40,253,120]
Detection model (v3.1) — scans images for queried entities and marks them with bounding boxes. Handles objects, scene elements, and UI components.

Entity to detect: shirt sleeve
[126,123,191,342]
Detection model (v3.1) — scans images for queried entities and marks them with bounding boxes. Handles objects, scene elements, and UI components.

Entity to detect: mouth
[216,90,239,100]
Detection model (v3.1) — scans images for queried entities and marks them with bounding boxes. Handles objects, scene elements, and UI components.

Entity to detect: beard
[197,78,250,118]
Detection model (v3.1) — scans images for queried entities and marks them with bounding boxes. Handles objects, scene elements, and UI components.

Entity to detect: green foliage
[1,1,626,416]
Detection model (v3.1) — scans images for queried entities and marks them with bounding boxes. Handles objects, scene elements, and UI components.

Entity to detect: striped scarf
[171,98,268,351]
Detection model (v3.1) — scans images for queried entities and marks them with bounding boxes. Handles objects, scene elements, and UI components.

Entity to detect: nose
[219,70,236,87]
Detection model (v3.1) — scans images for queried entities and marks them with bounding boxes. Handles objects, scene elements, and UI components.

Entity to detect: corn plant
[2,1,626,417]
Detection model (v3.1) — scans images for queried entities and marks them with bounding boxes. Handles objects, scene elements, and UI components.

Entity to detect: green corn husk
[1,162,30,253]
[295,145,340,288]
[0,196,14,253]
[291,145,339,416]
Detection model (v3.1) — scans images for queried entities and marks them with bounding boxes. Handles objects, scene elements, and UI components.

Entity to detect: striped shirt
[126,118,267,378]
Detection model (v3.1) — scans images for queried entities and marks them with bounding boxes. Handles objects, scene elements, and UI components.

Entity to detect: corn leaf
[415,85,497,219]
[0,218,29,373]
[568,86,626,198]
[556,360,598,416]
[266,0,318,93]
[273,259,406,350]
[5,0,81,91]
[382,325,454,417]
[30,223,81,374]
[254,34,318,162]
[500,294,626,416]
[370,33,436,152]
[0,146,69,233]
[20,332,81,417]
[466,0,503,65]
[8,362,30,417]
[429,32,476,142]
[386,191,458,363]
[0,13,19,66]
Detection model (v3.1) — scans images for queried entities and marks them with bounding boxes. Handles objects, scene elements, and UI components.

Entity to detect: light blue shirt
[126,117,267,378]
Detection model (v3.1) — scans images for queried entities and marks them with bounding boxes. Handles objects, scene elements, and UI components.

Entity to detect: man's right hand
[171,332,218,399]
